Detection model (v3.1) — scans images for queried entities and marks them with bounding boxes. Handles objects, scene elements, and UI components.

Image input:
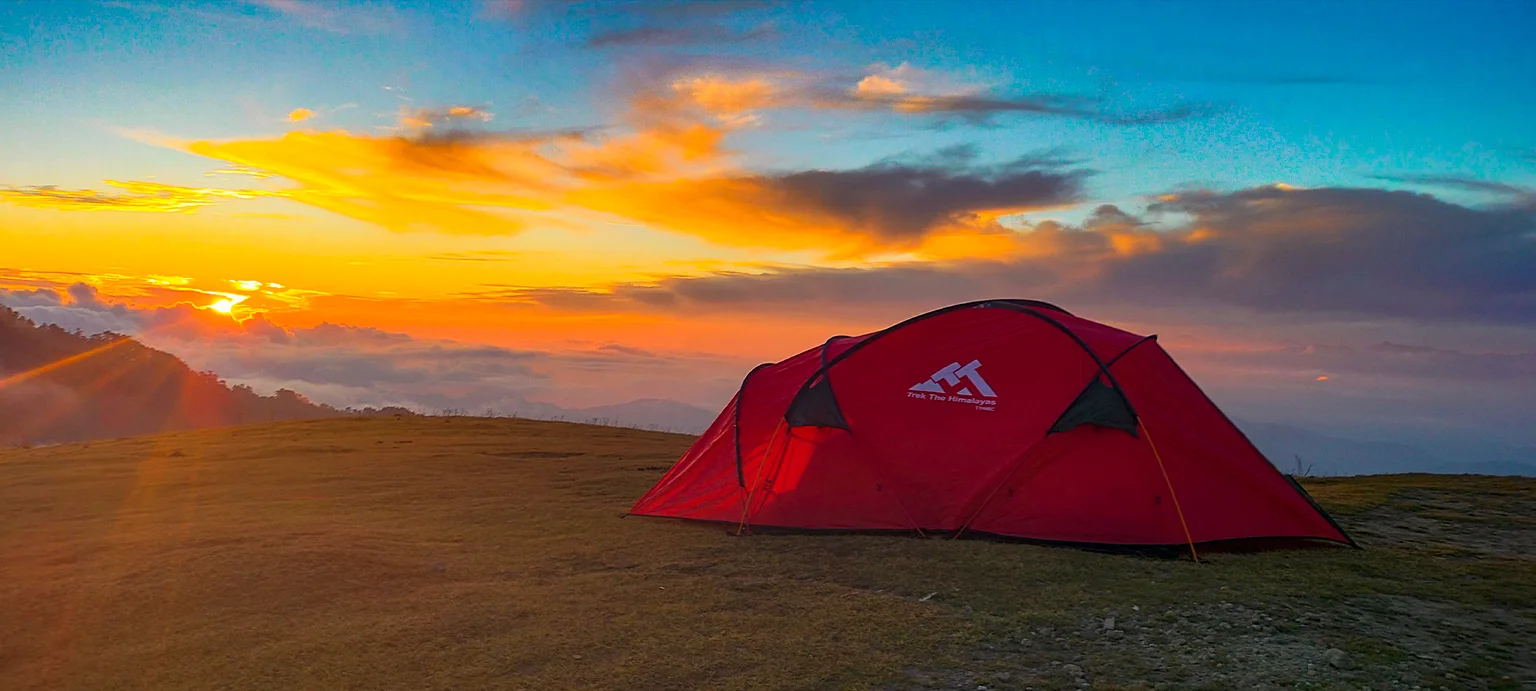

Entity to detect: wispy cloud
[585,23,776,48]
[0,180,286,213]
[657,65,1212,127]
[243,0,405,35]
[394,105,496,132]
[207,165,278,179]
[821,63,1214,124]
[427,250,525,263]
[1371,173,1531,197]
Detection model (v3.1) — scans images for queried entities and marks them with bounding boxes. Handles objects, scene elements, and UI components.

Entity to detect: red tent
[631,300,1354,552]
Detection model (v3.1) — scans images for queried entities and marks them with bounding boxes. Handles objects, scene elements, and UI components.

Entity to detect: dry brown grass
[1,417,1532,690]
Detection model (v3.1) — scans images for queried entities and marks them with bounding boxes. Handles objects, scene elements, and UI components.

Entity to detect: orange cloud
[669,75,778,126]
[287,107,316,122]
[854,74,906,97]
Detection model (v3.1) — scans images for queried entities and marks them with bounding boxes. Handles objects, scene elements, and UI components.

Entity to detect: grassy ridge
[1,417,1531,690]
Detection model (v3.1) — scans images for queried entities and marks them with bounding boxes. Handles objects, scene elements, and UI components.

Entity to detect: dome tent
[630,299,1354,554]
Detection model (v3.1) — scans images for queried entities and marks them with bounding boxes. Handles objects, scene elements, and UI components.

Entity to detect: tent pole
[951,437,1046,540]
[1139,419,1199,563]
[736,419,787,536]
[854,437,926,537]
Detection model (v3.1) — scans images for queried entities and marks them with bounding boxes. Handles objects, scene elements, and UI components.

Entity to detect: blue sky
[4,0,1532,196]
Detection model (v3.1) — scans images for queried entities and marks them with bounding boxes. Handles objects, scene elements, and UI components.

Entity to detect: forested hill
[0,305,404,446]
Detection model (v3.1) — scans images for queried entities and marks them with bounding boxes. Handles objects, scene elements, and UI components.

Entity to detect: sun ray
[0,338,134,390]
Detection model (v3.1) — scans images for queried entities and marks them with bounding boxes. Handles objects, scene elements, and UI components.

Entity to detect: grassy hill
[0,305,363,447]
[1,418,1531,690]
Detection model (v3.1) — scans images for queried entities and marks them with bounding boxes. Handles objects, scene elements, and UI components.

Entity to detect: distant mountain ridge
[1237,420,1536,478]
[0,306,410,446]
[567,398,718,434]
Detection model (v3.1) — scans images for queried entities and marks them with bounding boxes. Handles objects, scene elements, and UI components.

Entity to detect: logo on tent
[908,360,997,406]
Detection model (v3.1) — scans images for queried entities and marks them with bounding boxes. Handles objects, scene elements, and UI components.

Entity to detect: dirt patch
[1345,488,1536,558]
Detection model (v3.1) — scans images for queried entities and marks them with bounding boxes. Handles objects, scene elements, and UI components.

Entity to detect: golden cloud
[287,107,316,123]
[0,180,286,213]
[185,130,566,234]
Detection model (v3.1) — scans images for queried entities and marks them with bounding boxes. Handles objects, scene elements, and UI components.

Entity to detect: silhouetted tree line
[0,306,413,447]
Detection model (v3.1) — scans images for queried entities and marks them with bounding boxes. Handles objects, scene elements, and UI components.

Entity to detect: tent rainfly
[630,299,1354,556]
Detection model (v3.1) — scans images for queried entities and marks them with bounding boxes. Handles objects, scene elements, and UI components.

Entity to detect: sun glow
[206,294,249,314]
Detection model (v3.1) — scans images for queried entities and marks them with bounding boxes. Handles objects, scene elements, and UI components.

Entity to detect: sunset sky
[3,0,1534,457]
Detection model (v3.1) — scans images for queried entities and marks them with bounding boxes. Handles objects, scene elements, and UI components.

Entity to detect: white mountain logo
[908,359,997,398]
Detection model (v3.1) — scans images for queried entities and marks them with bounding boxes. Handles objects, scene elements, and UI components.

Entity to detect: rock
[1062,664,1083,676]
[1108,630,1126,640]
[1324,648,1354,670]
[1445,673,1457,680]
[1103,616,1116,630]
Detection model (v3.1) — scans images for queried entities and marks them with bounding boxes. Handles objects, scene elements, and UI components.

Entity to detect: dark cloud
[819,88,1217,125]
[1125,186,1536,321]
[478,260,1056,318]
[753,156,1085,241]
[585,23,776,48]
[501,184,1536,325]
[595,343,659,357]
[518,0,778,48]
[563,148,1087,250]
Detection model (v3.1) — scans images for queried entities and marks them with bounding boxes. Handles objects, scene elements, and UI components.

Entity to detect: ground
[0,417,1531,691]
